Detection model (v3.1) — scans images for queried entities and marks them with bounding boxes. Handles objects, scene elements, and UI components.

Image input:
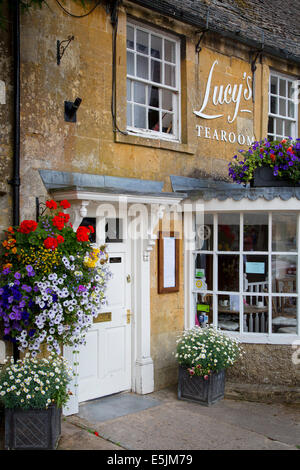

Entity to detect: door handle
[126,274,131,283]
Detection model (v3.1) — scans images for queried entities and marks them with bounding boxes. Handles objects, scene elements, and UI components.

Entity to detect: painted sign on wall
[194,60,255,145]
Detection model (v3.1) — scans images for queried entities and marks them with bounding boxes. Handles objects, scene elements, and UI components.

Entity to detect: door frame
[58,191,183,415]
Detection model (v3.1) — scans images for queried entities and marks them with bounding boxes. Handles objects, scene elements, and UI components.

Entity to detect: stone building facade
[0,0,299,410]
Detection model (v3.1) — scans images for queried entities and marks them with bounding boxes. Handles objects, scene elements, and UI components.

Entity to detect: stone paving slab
[57,419,124,451]
[64,387,300,451]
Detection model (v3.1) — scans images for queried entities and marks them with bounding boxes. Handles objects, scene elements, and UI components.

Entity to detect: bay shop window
[192,212,300,341]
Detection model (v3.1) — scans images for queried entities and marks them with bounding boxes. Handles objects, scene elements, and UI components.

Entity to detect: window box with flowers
[228,138,300,187]
[176,327,243,406]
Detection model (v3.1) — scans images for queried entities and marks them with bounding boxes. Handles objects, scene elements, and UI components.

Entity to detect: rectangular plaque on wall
[158,231,179,294]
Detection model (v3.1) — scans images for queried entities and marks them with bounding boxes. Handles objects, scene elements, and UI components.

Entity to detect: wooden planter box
[251,167,299,187]
[178,366,225,406]
[5,405,61,450]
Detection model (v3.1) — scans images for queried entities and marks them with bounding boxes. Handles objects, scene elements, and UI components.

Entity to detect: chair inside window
[272,278,297,333]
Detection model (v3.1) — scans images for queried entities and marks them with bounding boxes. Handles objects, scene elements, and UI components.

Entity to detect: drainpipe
[11,0,21,361]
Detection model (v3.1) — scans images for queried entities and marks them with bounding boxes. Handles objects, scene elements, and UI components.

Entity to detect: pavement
[57,386,300,451]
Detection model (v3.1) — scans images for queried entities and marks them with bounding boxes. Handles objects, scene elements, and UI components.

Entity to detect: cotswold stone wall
[227,343,300,386]
[0,2,13,234]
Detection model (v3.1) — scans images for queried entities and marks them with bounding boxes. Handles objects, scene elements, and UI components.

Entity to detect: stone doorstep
[225,381,300,405]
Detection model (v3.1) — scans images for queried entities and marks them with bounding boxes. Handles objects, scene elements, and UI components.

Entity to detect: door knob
[126,274,131,283]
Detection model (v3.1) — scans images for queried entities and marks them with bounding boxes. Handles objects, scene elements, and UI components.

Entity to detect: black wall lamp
[64,97,82,122]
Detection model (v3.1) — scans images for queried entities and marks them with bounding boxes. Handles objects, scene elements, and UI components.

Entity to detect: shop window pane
[243,295,269,333]
[195,293,213,326]
[272,213,297,252]
[136,54,148,79]
[218,255,239,291]
[272,297,297,334]
[218,213,239,251]
[272,255,297,293]
[127,51,134,75]
[218,294,240,332]
[148,108,159,131]
[244,213,268,251]
[164,39,176,63]
[136,29,148,54]
[127,25,134,49]
[270,75,278,94]
[151,35,162,59]
[244,255,269,293]
[195,214,214,251]
[134,105,146,129]
[162,113,173,134]
[195,253,213,291]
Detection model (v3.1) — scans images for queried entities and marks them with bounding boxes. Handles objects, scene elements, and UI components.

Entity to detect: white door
[78,216,132,403]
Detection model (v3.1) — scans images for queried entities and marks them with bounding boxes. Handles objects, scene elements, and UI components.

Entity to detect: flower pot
[4,405,61,450]
[178,366,225,406]
[251,167,299,187]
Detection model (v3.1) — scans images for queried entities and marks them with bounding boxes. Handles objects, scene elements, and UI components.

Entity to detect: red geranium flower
[52,215,65,231]
[76,226,90,242]
[88,225,94,234]
[58,212,70,224]
[46,200,57,210]
[60,199,71,209]
[56,235,64,244]
[44,237,58,250]
[19,220,38,234]
[270,153,276,161]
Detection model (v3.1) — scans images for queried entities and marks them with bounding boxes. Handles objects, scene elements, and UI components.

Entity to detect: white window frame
[268,70,298,140]
[126,20,181,142]
[187,210,300,345]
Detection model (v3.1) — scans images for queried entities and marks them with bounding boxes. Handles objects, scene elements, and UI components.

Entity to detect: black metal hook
[57,35,74,65]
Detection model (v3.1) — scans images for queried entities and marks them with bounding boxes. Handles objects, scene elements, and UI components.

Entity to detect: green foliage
[0,353,73,409]
[175,326,243,377]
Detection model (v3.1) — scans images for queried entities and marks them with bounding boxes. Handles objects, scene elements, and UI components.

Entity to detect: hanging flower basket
[0,199,111,355]
[228,138,300,187]
[251,166,300,187]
